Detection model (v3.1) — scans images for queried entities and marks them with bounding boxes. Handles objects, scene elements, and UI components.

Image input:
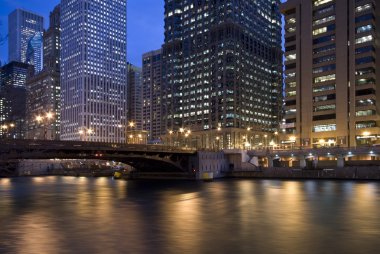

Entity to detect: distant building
[8,9,44,69]
[142,49,162,142]
[26,32,43,73]
[281,0,380,147]
[26,5,61,140]
[161,0,283,149]
[60,0,127,143]
[0,61,31,139]
[127,63,142,130]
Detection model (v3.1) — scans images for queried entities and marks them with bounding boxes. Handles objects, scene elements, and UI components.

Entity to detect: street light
[35,112,55,140]
[264,134,268,148]
[79,127,93,141]
[289,136,296,150]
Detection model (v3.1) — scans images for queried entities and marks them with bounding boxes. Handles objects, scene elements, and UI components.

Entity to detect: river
[1,177,380,254]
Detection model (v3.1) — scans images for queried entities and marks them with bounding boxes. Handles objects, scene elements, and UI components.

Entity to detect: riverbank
[227,167,380,180]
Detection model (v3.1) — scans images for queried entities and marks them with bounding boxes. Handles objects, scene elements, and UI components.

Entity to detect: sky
[0,0,165,67]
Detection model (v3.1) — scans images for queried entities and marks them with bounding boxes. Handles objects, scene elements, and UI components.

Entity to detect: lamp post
[36,112,55,140]
[289,136,296,150]
[169,130,173,147]
[1,123,15,139]
[79,127,93,142]
[264,134,268,148]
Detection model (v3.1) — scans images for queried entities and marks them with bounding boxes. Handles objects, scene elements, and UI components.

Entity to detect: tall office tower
[161,0,283,149]
[142,49,162,142]
[26,32,43,73]
[60,0,128,143]
[127,63,142,130]
[0,61,31,139]
[26,5,61,140]
[8,9,44,65]
[281,0,380,147]
[43,5,60,71]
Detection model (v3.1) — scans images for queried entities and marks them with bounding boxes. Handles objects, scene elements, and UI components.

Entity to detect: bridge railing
[0,139,197,153]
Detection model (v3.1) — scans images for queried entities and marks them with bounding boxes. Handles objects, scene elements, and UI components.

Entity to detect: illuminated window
[314,74,336,83]
[313,124,336,132]
[355,35,373,44]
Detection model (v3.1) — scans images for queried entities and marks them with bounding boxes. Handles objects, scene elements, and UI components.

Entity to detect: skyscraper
[127,63,142,130]
[8,9,44,67]
[281,0,379,147]
[142,49,162,142]
[161,0,283,149]
[60,0,127,143]
[0,61,31,139]
[26,32,43,73]
[26,5,61,141]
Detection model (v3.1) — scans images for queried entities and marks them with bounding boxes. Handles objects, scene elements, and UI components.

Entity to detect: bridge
[0,139,198,176]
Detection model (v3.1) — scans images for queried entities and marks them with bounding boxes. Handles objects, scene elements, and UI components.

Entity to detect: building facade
[0,61,31,139]
[60,0,128,143]
[281,0,380,147]
[25,32,43,73]
[161,0,283,149]
[26,5,61,141]
[8,9,44,67]
[127,63,142,130]
[142,49,162,142]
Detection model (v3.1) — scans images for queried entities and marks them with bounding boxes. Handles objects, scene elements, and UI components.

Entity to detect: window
[287,18,296,24]
[356,88,375,96]
[286,91,296,97]
[313,114,336,121]
[356,99,375,107]
[313,84,335,92]
[356,121,376,129]
[356,110,375,116]
[356,35,373,44]
[314,74,336,83]
[355,14,374,23]
[313,34,335,45]
[313,44,335,54]
[313,64,336,74]
[287,82,296,88]
[314,104,336,112]
[286,54,297,61]
[286,45,296,52]
[355,4,373,13]
[313,15,335,26]
[356,78,375,86]
[313,54,335,64]
[313,24,335,36]
[313,124,336,132]
[356,24,373,34]
[356,56,375,65]
[313,4,335,16]
[313,0,334,7]
[355,67,375,75]
[314,93,336,102]
[355,46,375,54]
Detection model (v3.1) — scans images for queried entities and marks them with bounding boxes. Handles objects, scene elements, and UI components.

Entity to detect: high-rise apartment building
[8,9,44,69]
[161,0,283,149]
[142,49,162,142]
[26,5,61,140]
[60,0,127,143]
[127,63,142,130]
[281,0,380,147]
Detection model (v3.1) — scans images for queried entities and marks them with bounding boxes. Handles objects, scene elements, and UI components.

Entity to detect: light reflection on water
[1,177,380,254]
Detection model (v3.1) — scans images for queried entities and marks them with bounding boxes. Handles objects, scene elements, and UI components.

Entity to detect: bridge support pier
[267,156,274,168]
[299,155,306,169]
[337,154,344,168]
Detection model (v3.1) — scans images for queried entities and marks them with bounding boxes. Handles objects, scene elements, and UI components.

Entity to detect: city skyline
[0,0,164,66]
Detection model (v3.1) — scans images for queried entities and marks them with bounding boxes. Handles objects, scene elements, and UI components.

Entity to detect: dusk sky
[0,0,165,66]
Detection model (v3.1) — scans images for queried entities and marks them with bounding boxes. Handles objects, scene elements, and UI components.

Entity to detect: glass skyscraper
[60,0,127,143]
[8,9,44,66]
[26,32,43,73]
[161,0,283,149]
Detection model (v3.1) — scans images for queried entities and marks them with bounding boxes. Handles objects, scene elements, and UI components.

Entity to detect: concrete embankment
[227,167,380,180]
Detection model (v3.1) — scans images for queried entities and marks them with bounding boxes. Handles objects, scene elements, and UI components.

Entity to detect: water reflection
[1,178,380,253]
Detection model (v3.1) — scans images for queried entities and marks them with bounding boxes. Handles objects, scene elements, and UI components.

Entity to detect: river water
[1,177,380,254]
